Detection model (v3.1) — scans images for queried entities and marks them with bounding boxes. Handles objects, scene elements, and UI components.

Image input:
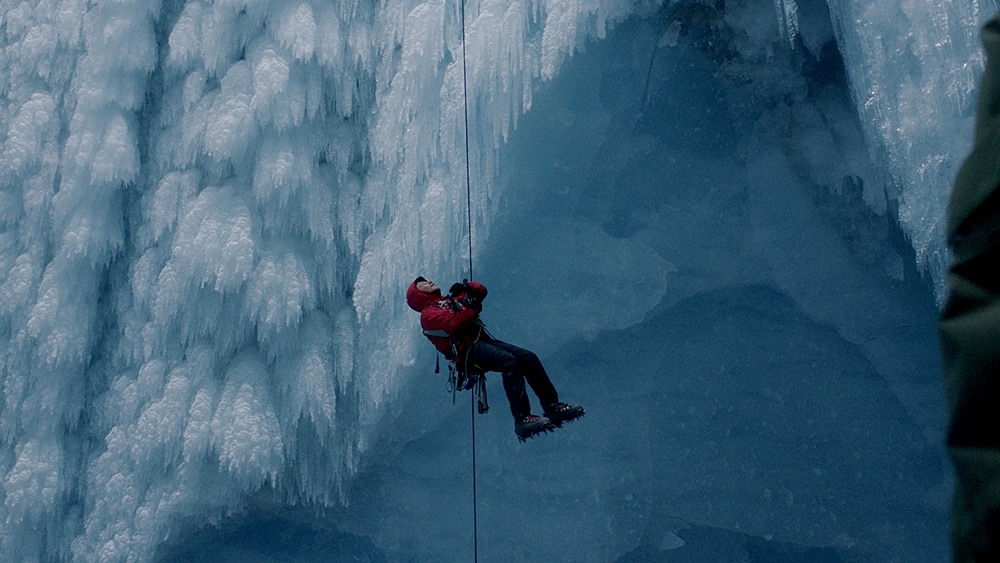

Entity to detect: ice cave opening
[0,0,981,561]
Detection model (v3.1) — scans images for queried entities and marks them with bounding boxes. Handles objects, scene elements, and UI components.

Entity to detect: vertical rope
[460,0,474,281]
[459,1,478,562]
[470,383,479,563]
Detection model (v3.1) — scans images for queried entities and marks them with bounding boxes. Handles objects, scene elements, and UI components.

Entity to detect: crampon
[514,414,556,442]
[544,403,585,427]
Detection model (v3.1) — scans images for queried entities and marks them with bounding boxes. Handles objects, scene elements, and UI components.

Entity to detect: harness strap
[463,325,488,414]
[423,329,451,338]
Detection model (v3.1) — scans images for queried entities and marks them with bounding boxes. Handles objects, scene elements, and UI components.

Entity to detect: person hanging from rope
[406,276,584,441]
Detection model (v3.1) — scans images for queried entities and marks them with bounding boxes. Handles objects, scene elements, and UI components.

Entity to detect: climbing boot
[514,414,555,442]
[544,402,585,427]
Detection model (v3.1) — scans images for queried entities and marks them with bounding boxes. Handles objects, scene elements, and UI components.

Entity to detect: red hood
[406,278,442,312]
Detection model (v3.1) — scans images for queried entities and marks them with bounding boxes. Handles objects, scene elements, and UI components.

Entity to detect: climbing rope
[470,384,479,562]
[460,0,474,282]
[458,0,478,561]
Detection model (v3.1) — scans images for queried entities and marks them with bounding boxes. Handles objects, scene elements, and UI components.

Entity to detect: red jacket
[406,278,488,357]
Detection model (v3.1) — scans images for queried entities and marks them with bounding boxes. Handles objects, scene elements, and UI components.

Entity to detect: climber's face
[417,280,439,294]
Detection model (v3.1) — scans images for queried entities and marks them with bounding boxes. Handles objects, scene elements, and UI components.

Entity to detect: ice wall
[0,0,651,561]
[0,0,985,561]
[828,0,997,299]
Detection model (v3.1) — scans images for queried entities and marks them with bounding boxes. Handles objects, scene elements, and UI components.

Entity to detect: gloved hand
[464,280,487,301]
[448,279,485,311]
[449,282,468,296]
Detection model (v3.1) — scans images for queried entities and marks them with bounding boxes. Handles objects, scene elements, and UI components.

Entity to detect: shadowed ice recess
[0,0,988,561]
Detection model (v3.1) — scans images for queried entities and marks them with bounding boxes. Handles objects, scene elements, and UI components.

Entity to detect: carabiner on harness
[444,360,488,414]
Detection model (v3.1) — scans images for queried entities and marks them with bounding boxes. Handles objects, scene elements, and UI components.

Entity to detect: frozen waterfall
[0,0,987,561]
[0,0,653,560]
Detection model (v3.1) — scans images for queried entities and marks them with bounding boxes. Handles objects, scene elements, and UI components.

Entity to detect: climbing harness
[444,325,489,414]
[445,358,490,413]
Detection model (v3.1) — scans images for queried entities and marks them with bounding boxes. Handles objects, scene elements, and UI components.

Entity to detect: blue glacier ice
[0,0,987,561]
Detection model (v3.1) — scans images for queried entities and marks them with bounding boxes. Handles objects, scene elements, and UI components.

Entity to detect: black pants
[463,335,559,420]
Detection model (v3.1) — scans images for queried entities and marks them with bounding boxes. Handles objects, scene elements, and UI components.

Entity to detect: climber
[406,276,584,441]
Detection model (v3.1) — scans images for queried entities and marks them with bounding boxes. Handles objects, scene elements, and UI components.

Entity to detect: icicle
[774,0,799,46]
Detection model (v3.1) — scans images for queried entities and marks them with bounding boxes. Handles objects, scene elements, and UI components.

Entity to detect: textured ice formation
[0,0,988,561]
[827,0,996,299]
[0,0,655,561]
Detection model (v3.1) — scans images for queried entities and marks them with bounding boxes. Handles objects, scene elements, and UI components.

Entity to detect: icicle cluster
[827,0,995,300]
[0,0,648,561]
